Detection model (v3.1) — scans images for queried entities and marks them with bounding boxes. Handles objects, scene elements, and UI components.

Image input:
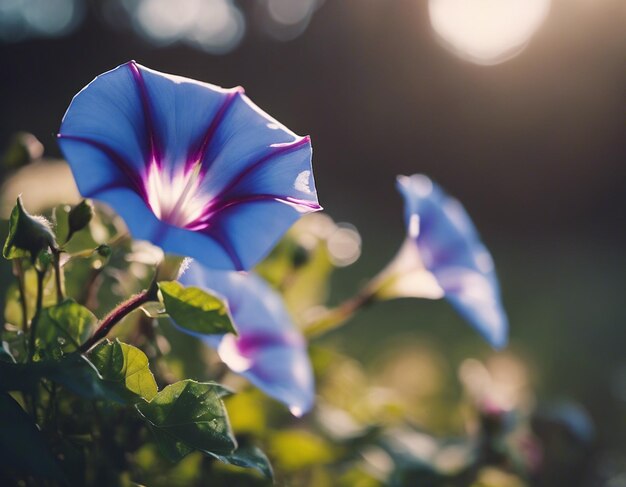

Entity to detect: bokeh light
[261,0,322,41]
[0,0,325,52]
[428,0,551,65]
[0,0,83,42]
[133,0,245,54]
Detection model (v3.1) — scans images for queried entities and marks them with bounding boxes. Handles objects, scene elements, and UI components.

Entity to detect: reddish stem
[79,285,157,353]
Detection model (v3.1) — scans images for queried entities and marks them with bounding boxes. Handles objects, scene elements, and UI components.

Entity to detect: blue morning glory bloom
[178,262,314,416]
[386,174,508,348]
[58,61,321,271]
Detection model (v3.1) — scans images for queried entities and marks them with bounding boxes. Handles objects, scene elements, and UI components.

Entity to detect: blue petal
[397,174,508,348]
[131,63,236,176]
[209,137,318,207]
[197,92,303,195]
[200,200,307,271]
[58,63,150,180]
[436,268,508,349]
[56,136,143,199]
[178,263,315,415]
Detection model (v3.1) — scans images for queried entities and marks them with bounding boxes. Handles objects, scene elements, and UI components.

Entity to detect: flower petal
[178,263,315,415]
[56,135,144,199]
[436,268,508,349]
[58,62,150,182]
[129,63,237,175]
[206,136,319,209]
[196,92,304,195]
[396,174,508,348]
[200,199,313,271]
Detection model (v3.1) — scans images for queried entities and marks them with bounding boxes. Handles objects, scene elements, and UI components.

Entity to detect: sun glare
[428,0,551,65]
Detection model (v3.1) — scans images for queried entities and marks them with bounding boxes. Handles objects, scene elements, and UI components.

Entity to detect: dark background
[1,0,625,462]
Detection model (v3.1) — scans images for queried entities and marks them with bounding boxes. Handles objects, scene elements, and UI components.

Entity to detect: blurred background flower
[177,263,315,417]
[371,174,508,348]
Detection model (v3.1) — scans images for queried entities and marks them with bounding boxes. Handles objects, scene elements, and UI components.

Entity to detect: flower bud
[3,196,57,262]
[66,199,94,242]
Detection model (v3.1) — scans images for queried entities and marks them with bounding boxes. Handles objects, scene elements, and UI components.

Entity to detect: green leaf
[35,299,96,360]
[140,301,168,319]
[88,339,157,402]
[0,353,105,399]
[211,445,274,480]
[146,421,270,468]
[66,199,94,242]
[3,196,56,261]
[0,392,65,481]
[136,380,237,462]
[159,281,236,336]
[145,424,195,463]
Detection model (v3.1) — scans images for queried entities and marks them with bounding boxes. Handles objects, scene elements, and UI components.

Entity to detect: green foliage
[136,380,237,462]
[89,339,158,403]
[255,214,337,320]
[0,353,103,398]
[132,446,205,487]
[0,154,587,486]
[35,299,96,359]
[0,392,65,481]
[4,265,56,328]
[269,430,337,471]
[212,444,274,480]
[3,196,56,261]
[51,203,101,255]
[159,280,236,336]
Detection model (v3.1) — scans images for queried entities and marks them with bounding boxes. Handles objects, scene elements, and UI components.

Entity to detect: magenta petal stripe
[188,88,243,173]
[213,136,312,202]
[56,133,147,200]
[127,61,162,167]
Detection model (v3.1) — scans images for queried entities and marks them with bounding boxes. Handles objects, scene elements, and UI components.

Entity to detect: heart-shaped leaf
[159,281,236,336]
[88,339,158,403]
[136,380,236,462]
[211,445,274,480]
[35,299,96,360]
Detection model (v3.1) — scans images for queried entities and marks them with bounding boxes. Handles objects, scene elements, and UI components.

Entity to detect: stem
[13,260,28,333]
[304,289,375,339]
[78,266,103,308]
[45,382,58,430]
[27,268,46,362]
[52,248,64,304]
[79,282,158,353]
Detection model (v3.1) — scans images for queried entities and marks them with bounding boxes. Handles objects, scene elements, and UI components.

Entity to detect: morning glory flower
[58,61,321,271]
[178,262,314,416]
[374,174,508,348]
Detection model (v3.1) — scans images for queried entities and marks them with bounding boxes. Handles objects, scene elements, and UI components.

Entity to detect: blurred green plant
[0,136,599,486]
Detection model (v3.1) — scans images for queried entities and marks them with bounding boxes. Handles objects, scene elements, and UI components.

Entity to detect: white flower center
[145,161,211,228]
